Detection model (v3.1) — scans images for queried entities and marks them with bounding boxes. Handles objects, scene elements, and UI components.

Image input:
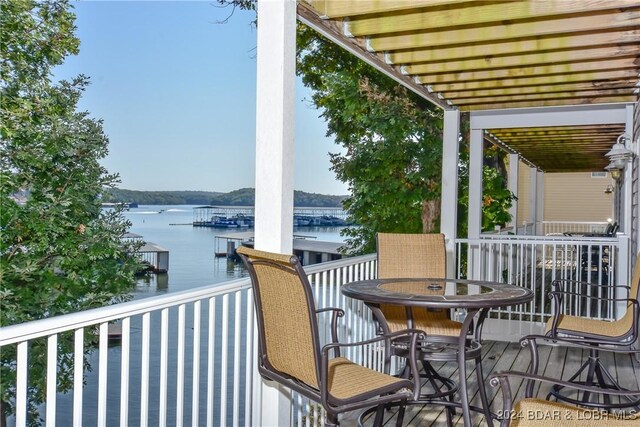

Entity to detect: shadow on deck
[341,340,640,426]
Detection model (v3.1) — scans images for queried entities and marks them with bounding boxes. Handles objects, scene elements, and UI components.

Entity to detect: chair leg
[325,413,339,427]
[395,399,407,427]
[475,356,494,427]
[372,404,385,427]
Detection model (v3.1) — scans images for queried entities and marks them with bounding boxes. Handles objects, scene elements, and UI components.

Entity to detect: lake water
[126,205,346,296]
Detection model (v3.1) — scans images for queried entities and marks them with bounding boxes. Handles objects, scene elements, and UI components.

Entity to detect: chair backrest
[376,233,448,333]
[377,233,446,279]
[620,251,640,338]
[236,246,321,389]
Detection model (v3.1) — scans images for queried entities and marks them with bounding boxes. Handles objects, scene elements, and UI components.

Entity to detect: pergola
[252,1,639,423]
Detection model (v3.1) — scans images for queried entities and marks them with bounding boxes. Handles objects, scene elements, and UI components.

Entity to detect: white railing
[456,235,630,327]
[0,254,379,427]
[542,221,609,235]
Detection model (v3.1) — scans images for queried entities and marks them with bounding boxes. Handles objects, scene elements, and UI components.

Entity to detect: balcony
[1,232,634,426]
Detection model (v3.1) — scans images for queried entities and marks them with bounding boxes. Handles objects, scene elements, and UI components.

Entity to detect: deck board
[340,339,640,426]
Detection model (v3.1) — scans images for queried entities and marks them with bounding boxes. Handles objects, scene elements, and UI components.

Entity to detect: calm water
[126,205,346,296]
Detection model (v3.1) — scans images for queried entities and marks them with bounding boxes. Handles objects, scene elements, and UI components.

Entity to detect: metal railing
[0,254,379,427]
[542,221,609,235]
[456,234,630,326]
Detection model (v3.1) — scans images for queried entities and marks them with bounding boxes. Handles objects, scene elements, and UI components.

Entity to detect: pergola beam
[368,11,640,51]
[346,1,634,36]
[403,46,640,75]
[389,32,640,64]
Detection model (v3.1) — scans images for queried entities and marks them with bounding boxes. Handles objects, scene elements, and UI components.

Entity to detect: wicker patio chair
[237,246,422,427]
[490,367,640,427]
[492,336,640,426]
[376,233,461,337]
[537,251,640,409]
[374,233,493,424]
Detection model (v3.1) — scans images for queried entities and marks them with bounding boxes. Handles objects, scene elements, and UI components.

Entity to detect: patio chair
[376,233,461,337]
[236,246,422,427]
[490,367,640,427]
[537,251,640,409]
[374,233,492,422]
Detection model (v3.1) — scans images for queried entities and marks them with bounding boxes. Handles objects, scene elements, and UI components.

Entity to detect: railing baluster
[176,305,186,425]
[206,297,216,426]
[192,300,201,427]
[46,334,57,427]
[120,317,130,427]
[220,294,229,425]
[244,289,254,426]
[16,341,28,427]
[159,309,169,427]
[97,322,109,427]
[232,292,241,426]
[73,328,84,427]
[140,312,150,427]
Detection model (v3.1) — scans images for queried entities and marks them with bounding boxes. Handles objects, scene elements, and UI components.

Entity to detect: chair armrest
[490,370,640,398]
[520,334,640,354]
[552,279,630,291]
[548,291,633,302]
[315,307,345,350]
[320,329,424,401]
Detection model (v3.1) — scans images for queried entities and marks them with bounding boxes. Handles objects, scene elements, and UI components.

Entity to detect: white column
[536,170,544,236]
[508,154,519,232]
[529,167,538,234]
[468,129,483,239]
[624,104,634,236]
[440,110,460,277]
[468,128,484,278]
[254,1,296,426]
[254,0,296,254]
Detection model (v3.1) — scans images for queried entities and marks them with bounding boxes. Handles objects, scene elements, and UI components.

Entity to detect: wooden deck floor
[341,340,640,426]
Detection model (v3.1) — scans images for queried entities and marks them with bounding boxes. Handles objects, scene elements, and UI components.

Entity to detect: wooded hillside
[103,188,347,207]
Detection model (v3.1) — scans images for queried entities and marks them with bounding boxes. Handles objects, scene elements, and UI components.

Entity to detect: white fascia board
[470,103,630,130]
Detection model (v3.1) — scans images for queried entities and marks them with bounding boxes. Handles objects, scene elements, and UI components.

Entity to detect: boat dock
[214,232,343,266]
[123,232,169,273]
[193,206,348,228]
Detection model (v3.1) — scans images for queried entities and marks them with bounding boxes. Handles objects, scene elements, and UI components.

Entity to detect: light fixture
[604,133,634,179]
[604,184,614,194]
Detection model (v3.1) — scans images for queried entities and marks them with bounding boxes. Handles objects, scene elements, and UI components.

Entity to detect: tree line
[103,187,347,207]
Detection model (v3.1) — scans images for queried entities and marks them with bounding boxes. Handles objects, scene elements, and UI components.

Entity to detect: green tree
[297,25,444,254]
[0,1,138,424]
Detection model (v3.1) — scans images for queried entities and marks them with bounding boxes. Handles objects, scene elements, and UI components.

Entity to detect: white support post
[624,104,634,236]
[508,153,519,232]
[529,167,538,234]
[468,128,484,278]
[536,170,544,236]
[254,1,296,426]
[441,110,460,278]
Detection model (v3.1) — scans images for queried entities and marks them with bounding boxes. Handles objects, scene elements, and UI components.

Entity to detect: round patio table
[341,278,533,427]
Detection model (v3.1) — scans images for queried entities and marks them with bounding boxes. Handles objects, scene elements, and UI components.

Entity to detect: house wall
[516,168,614,225]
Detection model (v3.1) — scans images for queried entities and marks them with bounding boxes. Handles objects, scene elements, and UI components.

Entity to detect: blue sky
[54,1,348,195]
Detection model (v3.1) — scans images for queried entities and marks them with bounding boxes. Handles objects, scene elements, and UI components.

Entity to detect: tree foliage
[0,1,138,423]
[103,187,346,207]
[297,25,444,254]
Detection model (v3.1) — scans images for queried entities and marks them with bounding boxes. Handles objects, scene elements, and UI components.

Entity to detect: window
[591,172,607,178]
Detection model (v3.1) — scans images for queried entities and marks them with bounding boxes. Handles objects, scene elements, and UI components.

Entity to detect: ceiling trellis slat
[299,0,640,172]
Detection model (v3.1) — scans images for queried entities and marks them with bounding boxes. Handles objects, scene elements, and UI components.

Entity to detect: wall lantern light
[604,133,634,180]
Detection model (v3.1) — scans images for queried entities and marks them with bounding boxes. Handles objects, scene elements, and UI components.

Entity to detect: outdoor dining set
[237,233,640,427]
